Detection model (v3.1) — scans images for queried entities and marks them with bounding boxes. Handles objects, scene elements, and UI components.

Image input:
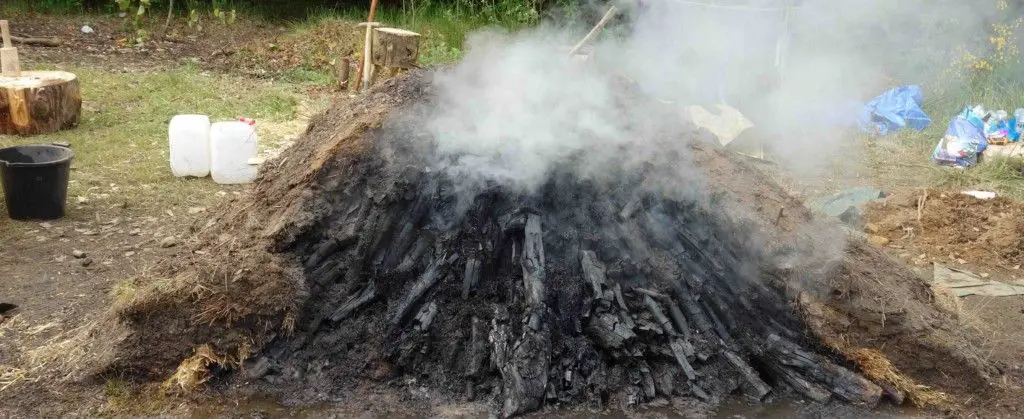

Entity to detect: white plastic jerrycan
[168,114,212,177]
[210,120,259,185]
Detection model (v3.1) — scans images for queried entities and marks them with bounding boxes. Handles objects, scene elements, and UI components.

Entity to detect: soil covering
[866,190,1024,270]
[66,72,997,416]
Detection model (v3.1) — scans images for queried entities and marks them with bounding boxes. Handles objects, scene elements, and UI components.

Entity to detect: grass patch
[0,64,301,221]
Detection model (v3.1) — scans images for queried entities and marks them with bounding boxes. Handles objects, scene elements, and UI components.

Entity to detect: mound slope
[74,72,993,416]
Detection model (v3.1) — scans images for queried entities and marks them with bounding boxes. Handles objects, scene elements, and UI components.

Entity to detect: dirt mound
[67,72,996,416]
[866,190,1024,270]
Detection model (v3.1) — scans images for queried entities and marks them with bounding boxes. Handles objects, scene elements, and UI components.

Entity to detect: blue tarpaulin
[859,85,932,135]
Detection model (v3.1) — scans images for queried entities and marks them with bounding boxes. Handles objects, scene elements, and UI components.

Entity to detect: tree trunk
[0,71,82,135]
[371,27,421,69]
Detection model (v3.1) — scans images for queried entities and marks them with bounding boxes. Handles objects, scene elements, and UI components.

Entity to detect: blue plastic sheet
[859,85,933,135]
[933,107,988,168]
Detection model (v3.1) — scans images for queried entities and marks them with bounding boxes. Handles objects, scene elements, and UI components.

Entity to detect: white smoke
[425,0,1004,192]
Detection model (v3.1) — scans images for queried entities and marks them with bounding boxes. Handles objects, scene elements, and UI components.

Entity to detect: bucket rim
[0,144,75,168]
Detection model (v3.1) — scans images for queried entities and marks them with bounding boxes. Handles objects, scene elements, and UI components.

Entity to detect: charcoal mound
[82,71,994,416]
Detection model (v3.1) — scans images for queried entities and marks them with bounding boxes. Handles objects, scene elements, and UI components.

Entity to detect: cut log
[372,27,421,69]
[0,71,82,135]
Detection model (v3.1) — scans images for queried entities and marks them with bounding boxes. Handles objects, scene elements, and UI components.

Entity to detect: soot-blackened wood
[462,258,482,299]
[494,213,551,417]
[666,300,692,340]
[723,350,772,400]
[412,301,437,331]
[330,281,377,322]
[586,312,635,349]
[642,295,675,336]
[521,214,545,311]
[306,238,341,269]
[391,255,448,327]
[769,363,832,403]
[669,340,698,380]
[467,316,488,377]
[395,233,433,274]
[765,334,882,406]
[262,144,899,418]
[580,250,607,299]
[676,287,714,335]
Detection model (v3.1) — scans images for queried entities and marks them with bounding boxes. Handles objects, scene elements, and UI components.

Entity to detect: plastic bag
[859,85,932,135]
[933,106,988,168]
[986,110,1009,140]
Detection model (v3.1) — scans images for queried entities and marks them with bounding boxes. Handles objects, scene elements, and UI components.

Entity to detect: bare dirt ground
[2,12,1024,419]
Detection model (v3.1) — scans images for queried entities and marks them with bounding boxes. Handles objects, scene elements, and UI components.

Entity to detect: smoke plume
[424,0,1005,189]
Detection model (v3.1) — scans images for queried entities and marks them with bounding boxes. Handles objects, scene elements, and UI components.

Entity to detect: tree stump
[372,27,421,69]
[0,71,82,135]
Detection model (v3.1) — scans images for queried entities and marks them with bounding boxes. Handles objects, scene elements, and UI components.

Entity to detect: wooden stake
[353,0,381,93]
[1,20,11,48]
[0,20,22,76]
[568,6,617,57]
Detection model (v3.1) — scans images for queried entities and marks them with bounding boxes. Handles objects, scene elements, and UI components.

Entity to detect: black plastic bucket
[0,144,74,220]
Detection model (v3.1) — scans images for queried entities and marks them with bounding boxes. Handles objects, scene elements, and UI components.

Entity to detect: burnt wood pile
[240,98,890,416]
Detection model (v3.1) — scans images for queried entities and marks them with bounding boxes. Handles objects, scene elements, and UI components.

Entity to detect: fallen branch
[567,5,618,57]
[11,35,62,47]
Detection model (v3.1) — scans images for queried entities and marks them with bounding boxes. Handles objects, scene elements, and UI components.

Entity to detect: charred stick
[521,214,546,310]
[613,284,628,311]
[461,258,483,299]
[315,263,346,286]
[467,316,487,377]
[642,295,675,336]
[699,298,731,342]
[675,287,713,335]
[765,334,882,406]
[767,363,832,403]
[305,238,340,269]
[329,281,378,322]
[639,361,657,399]
[580,250,608,299]
[722,350,772,401]
[390,256,447,326]
[395,233,433,273]
[669,340,698,380]
[413,301,438,331]
[666,300,692,340]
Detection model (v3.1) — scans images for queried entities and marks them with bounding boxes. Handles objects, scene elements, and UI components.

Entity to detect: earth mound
[68,72,995,416]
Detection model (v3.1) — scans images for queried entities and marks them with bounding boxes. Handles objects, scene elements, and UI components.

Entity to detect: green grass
[290,3,539,66]
[0,64,301,219]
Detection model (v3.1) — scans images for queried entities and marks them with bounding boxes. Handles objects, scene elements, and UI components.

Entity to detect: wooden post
[1,20,22,76]
[335,57,351,91]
